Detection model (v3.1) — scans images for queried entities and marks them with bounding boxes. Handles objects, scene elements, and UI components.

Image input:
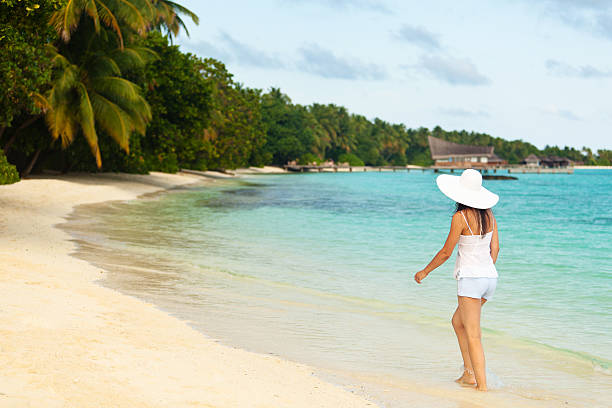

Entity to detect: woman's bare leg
[458,296,488,391]
[451,306,475,385]
[452,298,486,385]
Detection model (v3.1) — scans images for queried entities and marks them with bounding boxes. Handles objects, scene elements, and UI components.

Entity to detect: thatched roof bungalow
[428,136,504,166]
[521,154,572,168]
[487,153,507,165]
[540,155,572,168]
[522,154,540,167]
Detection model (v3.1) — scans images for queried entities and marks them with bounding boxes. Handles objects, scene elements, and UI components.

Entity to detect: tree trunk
[3,116,40,154]
[21,147,42,178]
[3,130,18,154]
[0,126,5,141]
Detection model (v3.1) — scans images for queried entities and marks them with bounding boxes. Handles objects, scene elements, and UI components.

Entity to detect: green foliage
[260,89,325,165]
[0,0,64,127]
[0,149,19,184]
[337,153,364,166]
[198,59,266,170]
[309,103,353,160]
[595,149,611,165]
[130,32,213,172]
[57,132,149,173]
[2,0,198,173]
[45,24,154,167]
[298,153,322,165]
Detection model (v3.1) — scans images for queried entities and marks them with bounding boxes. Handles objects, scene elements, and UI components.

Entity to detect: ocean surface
[64,169,611,407]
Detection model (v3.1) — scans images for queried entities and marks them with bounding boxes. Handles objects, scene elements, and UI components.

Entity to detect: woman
[414,169,499,391]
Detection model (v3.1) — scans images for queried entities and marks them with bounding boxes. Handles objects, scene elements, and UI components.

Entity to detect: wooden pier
[283,164,574,174]
[283,165,415,173]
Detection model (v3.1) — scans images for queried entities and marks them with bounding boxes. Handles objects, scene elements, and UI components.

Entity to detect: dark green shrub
[298,153,322,165]
[0,150,19,184]
[337,153,364,166]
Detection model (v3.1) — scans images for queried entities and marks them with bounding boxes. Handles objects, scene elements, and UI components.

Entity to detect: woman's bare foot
[475,385,488,391]
[455,370,476,386]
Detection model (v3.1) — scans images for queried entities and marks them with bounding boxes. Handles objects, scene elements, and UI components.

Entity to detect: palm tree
[310,104,355,158]
[50,0,153,48]
[151,0,199,39]
[43,25,153,169]
[50,0,198,48]
[39,0,198,170]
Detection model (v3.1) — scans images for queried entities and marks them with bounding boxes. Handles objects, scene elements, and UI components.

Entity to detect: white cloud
[546,59,612,78]
[418,55,490,86]
[539,106,582,121]
[394,25,441,50]
[298,44,387,80]
[438,107,490,118]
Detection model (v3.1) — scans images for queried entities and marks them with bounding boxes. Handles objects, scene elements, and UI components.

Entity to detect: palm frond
[110,46,158,70]
[49,0,84,42]
[162,0,198,25]
[153,0,198,38]
[96,0,124,48]
[92,76,141,101]
[45,93,78,148]
[117,94,151,135]
[175,14,189,37]
[83,0,101,33]
[55,65,79,93]
[107,0,148,35]
[90,92,132,152]
[76,83,102,167]
[31,93,51,113]
[134,0,156,24]
[89,56,122,77]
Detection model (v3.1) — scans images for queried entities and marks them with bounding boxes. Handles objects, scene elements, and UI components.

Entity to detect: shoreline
[573,165,612,169]
[0,172,375,407]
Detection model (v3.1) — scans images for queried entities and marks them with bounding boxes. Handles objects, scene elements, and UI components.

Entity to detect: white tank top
[454,212,498,280]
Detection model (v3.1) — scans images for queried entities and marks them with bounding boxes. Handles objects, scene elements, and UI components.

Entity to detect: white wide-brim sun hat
[436,169,499,209]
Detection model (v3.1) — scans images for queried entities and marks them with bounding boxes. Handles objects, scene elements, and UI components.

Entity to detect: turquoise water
[65,169,612,407]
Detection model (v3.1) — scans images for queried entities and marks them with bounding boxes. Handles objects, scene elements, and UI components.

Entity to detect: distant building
[521,154,572,168]
[540,156,572,168]
[522,154,540,167]
[428,135,506,167]
[487,153,507,166]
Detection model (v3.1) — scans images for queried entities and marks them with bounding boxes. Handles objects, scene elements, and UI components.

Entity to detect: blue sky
[174,0,612,150]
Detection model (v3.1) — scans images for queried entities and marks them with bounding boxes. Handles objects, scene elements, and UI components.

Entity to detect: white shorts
[457,277,497,300]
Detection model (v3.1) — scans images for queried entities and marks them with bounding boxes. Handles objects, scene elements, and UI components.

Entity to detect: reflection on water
[63,171,612,408]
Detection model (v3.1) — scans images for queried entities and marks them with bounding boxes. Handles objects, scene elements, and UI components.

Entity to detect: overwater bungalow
[540,155,572,168]
[428,135,506,167]
[522,154,540,167]
[487,153,507,166]
[521,154,572,168]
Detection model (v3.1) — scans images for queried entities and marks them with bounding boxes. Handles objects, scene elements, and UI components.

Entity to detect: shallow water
[64,169,612,407]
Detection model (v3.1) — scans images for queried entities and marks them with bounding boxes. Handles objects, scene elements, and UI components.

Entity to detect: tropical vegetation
[0,0,609,184]
[0,149,19,184]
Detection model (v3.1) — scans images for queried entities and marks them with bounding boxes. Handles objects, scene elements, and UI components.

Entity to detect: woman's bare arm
[414,212,464,283]
[490,214,499,263]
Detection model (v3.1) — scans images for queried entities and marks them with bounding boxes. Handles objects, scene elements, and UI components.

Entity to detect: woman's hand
[414,270,428,284]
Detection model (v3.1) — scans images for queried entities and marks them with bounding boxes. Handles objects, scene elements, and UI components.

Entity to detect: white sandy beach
[0,172,374,408]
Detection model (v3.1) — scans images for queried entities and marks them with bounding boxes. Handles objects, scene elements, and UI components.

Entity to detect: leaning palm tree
[44,26,154,167]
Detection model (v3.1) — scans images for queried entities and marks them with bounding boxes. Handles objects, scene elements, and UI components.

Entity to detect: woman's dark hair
[455,202,491,236]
